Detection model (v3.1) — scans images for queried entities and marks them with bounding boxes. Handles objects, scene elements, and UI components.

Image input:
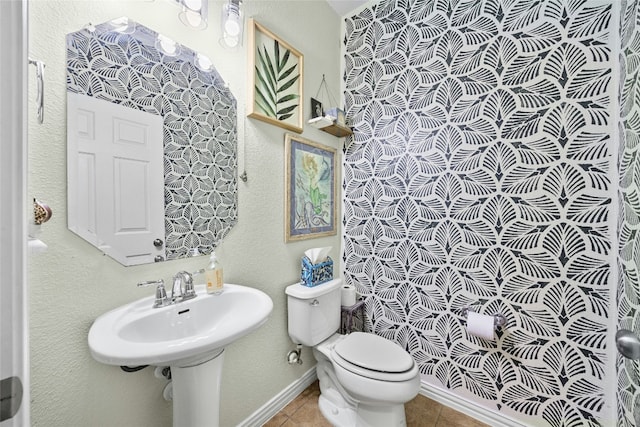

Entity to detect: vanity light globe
[224,13,240,36]
[181,9,203,28]
[156,35,179,56]
[109,17,135,34]
[221,33,240,48]
[220,0,243,49]
[183,0,202,12]
[179,0,208,30]
[196,53,213,71]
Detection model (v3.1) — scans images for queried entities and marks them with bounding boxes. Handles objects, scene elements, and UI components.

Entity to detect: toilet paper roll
[466,311,495,340]
[341,284,356,307]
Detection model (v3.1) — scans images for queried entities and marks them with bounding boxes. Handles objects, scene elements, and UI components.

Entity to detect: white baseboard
[420,380,526,427]
[238,367,317,427]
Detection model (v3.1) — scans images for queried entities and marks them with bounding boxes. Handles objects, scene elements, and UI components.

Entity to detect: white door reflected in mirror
[67,93,165,266]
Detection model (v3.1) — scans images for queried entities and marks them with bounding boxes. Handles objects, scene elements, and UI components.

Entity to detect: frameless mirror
[66,18,238,266]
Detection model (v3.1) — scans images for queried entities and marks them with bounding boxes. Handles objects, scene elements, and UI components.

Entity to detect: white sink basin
[88,284,273,367]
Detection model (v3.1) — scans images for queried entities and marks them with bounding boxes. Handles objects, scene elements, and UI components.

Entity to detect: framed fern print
[248,19,304,133]
[284,134,337,242]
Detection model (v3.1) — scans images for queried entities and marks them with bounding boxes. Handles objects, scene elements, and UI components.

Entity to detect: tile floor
[263,380,489,427]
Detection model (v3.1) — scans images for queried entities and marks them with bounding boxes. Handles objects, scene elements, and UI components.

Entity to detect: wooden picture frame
[248,19,304,134]
[285,134,337,242]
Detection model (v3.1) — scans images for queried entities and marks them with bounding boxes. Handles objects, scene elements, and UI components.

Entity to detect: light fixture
[220,0,243,49]
[108,17,136,34]
[196,53,213,71]
[155,34,180,57]
[178,0,208,30]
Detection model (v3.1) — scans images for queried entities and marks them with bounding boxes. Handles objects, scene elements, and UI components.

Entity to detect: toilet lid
[333,332,414,373]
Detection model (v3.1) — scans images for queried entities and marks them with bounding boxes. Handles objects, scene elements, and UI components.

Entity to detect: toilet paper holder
[460,307,506,328]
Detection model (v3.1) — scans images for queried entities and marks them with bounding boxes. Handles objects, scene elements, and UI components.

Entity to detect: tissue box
[301,256,333,287]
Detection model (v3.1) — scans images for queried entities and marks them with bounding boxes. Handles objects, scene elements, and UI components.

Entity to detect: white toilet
[285,278,420,427]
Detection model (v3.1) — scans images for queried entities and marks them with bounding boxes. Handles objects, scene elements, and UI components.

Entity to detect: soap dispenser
[205,251,223,294]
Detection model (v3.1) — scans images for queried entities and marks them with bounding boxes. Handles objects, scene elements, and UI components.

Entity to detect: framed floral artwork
[248,19,304,133]
[285,134,337,242]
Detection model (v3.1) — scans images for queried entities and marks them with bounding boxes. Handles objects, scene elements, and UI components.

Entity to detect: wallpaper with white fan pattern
[343,1,614,425]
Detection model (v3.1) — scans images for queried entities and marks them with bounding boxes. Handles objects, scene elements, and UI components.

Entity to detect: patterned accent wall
[67,21,238,260]
[618,1,640,425]
[342,1,613,425]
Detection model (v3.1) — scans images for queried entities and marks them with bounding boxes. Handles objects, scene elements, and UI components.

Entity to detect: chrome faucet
[172,271,197,302]
[138,270,200,308]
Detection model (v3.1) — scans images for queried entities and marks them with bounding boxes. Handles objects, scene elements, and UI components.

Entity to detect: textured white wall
[28,1,342,426]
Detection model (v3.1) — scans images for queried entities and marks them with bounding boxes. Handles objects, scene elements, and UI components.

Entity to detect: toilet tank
[285,278,342,346]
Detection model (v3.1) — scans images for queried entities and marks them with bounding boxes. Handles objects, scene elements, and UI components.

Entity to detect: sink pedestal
[171,350,225,427]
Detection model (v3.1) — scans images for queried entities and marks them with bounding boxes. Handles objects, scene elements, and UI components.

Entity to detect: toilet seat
[331,332,417,382]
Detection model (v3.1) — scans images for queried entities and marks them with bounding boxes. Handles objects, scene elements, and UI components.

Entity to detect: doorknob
[616,329,640,360]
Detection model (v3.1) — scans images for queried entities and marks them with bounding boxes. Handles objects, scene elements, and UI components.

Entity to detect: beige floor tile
[262,412,289,427]
[287,398,333,427]
[281,385,316,417]
[267,380,489,427]
[436,405,490,427]
[406,394,441,427]
[307,380,321,396]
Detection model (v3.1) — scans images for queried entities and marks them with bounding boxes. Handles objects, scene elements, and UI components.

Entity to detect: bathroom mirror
[66,18,238,266]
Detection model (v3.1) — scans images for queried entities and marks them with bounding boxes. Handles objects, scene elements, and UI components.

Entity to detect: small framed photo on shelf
[285,134,338,242]
[311,98,323,119]
[248,19,304,134]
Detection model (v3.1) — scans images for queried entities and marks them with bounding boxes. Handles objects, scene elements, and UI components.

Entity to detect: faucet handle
[138,279,171,308]
[182,271,201,300]
[137,279,164,287]
[190,268,204,279]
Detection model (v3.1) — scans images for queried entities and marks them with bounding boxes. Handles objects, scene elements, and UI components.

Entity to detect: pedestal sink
[88,284,273,426]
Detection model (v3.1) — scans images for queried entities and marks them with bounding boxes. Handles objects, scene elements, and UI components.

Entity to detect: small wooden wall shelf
[309,74,353,138]
[320,123,353,137]
[308,116,353,137]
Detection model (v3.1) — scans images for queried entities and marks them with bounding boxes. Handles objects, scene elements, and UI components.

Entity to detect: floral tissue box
[301,256,333,287]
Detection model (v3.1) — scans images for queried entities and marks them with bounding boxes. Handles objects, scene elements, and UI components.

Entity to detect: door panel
[0,0,29,425]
